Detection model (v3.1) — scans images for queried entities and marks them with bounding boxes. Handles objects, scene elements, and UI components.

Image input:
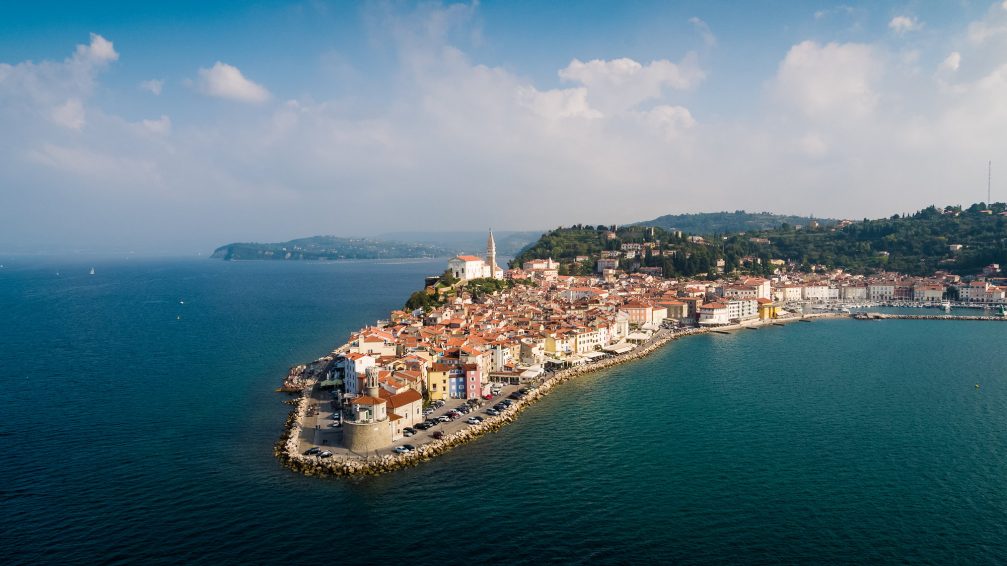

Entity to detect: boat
[89,267,95,275]
[943,301,952,313]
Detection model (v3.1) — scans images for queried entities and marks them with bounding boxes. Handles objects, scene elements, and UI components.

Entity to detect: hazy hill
[211,236,453,261]
[376,230,542,257]
[635,211,833,235]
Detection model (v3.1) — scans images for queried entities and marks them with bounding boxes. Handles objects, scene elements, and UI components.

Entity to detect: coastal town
[275,229,1007,474]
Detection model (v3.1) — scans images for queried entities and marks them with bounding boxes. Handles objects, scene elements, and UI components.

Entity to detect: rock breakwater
[275,315,847,478]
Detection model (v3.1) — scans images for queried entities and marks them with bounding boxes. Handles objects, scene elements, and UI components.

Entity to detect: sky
[2,1,1007,253]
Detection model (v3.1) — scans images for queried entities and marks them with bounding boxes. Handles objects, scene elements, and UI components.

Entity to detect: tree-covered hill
[511,224,723,278]
[727,203,1007,275]
[636,210,833,235]
[211,236,452,260]
[512,203,1007,277]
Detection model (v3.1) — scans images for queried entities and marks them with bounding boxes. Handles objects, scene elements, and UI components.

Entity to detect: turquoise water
[2,258,1006,564]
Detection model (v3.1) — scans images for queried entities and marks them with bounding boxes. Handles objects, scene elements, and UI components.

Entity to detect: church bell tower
[486,229,498,279]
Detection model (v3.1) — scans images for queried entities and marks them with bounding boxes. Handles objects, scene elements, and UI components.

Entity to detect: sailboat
[943,300,951,313]
[89,267,95,275]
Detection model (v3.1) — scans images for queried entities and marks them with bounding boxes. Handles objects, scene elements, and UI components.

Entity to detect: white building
[841,285,868,301]
[741,278,772,300]
[447,230,503,281]
[698,302,730,325]
[802,284,831,302]
[868,282,896,302]
[726,299,759,321]
[448,255,489,281]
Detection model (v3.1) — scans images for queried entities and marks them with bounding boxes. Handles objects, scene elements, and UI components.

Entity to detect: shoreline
[274,312,847,478]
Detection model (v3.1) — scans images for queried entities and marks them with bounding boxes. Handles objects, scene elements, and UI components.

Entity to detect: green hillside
[636,210,833,235]
[727,203,1007,275]
[511,224,722,278]
[513,203,1007,277]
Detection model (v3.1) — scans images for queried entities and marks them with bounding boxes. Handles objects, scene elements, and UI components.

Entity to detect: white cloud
[196,62,270,103]
[50,98,85,130]
[773,41,880,119]
[889,16,923,35]
[141,115,171,135]
[558,54,704,113]
[940,52,962,72]
[689,17,717,47]
[13,5,1007,252]
[517,86,602,120]
[74,33,118,65]
[139,79,163,95]
[644,105,696,140]
[799,133,828,157]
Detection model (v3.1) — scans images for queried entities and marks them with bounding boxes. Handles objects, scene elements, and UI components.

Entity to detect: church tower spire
[486,229,498,279]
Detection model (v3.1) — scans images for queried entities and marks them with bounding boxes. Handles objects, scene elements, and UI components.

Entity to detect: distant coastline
[212,235,454,261]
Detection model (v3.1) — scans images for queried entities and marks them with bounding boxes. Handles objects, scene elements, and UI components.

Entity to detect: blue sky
[2,1,1007,252]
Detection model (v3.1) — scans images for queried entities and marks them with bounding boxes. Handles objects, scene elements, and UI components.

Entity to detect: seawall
[274,313,847,478]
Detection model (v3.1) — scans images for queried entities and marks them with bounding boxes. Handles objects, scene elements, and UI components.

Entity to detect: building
[447,230,504,281]
[698,302,729,325]
[913,284,944,303]
[868,282,895,302]
[342,368,394,453]
[726,299,759,322]
[596,258,619,272]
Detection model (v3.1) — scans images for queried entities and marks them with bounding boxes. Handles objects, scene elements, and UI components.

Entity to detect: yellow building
[425,364,453,401]
[757,298,778,320]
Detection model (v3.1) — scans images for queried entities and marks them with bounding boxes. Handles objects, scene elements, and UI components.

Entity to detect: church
[447,230,504,281]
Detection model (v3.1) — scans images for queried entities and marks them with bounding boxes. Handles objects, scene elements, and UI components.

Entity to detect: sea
[2,257,1006,564]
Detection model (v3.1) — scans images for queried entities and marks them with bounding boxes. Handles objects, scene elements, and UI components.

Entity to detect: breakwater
[274,313,845,478]
[854,313,1007,321]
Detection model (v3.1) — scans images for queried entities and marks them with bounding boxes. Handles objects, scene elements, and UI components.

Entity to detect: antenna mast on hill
[989,160,992,205]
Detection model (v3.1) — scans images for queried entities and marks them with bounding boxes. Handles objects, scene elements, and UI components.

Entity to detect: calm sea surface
[2,258,1006,564]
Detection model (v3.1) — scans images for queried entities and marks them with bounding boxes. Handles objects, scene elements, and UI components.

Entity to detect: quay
[274,313,843,478]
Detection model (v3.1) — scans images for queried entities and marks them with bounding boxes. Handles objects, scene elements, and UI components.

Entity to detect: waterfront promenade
[275,312,845,477]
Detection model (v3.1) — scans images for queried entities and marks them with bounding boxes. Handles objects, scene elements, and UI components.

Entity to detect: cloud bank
[3,5,1007,252]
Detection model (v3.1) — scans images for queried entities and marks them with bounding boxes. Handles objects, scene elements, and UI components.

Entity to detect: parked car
[393,446,410,454]
[433,400,445,408]
[466,416,483,425]
[485,408,500,416]
[304,446,321,455]
[319,450,333,458]
[414,422,431,430]
[438,415,451,423]
[402,444,415,451]
[403,427,416,437]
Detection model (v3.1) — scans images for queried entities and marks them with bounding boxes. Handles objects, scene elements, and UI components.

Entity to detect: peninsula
[274,208,1007,477]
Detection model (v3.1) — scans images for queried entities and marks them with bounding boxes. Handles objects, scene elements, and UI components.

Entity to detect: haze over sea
[2,257,1006,564]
